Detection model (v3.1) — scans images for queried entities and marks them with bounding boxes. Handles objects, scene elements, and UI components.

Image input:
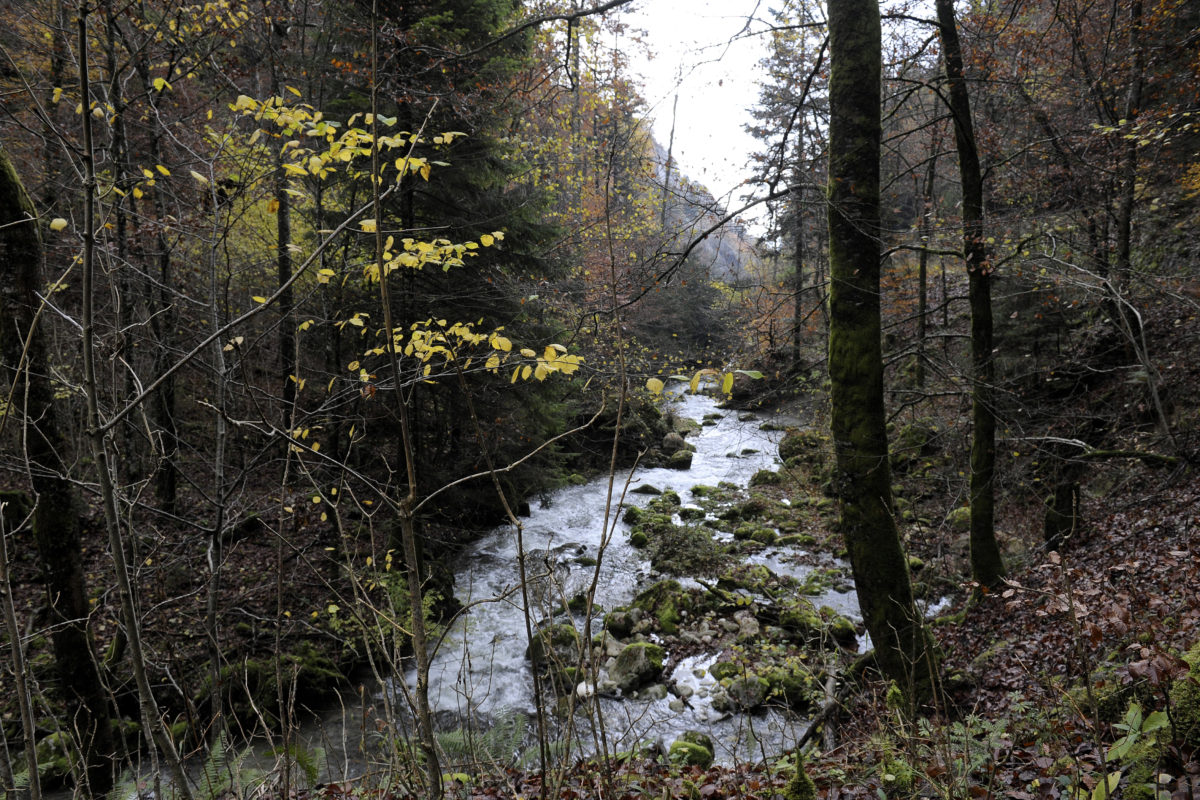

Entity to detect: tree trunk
[826,0,935,699]
[0,147,115,795]
[936,0,1006,589]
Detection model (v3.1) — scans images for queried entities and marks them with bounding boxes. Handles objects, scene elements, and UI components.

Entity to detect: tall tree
[0,147,115,795]
[826,0,935,697]
[935,0,1005,588]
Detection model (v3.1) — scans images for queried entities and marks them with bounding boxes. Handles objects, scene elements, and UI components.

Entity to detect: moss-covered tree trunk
[935,0,1006,589]
[826,0,935,697]
[0,147,115,794]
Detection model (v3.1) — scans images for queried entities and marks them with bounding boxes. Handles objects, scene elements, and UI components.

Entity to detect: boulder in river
[609,641,666,693]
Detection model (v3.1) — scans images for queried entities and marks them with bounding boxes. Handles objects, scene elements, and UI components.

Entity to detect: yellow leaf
[646,377,665,395]
[520,348,536,358]
[49,218,68,232]
[51,87,62,103]
[267,198,280,213]
[485,354,501,370]
[521,364,532,381]
[252,295,268,304]
[286,85,302,96]
[155,164,170,176]
[722,372,734,395]
[534,363,549,381]
[132,187,144,199]
[189,170,208,185]
[359,219,377,233]
[480,233,495,246]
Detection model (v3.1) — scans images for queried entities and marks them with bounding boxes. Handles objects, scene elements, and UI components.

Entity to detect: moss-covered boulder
[717,674,769,711]
[778,598,824,640]
[662,431,688,455]
[528,623,581,667]
[669,740,714,767]
[779,429,826,463]
[750,468,784,487]
[889,418,939,468]
[632,580,686,634]
[610,642,666,693]
[669,731,715,767]
[623,505,644,525]
[668,449,694,470]
[947,506,971,532]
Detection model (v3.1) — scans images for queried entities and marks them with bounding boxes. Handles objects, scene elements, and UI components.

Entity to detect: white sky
[618,0,774,227]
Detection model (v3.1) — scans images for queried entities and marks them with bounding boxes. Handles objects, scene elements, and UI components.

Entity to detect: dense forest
[0,0,1197,798]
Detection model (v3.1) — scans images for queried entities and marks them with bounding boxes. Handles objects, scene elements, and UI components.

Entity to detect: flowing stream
[399,387,862,765]
[188,389,862,787]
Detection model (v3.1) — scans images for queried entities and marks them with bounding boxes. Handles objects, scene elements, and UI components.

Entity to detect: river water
[396,387,862,766]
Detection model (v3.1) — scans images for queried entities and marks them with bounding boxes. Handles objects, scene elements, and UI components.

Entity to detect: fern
[436,712,528,768]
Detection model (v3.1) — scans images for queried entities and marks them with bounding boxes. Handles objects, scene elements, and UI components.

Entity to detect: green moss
[632,580,685,634]
[779,429,826,462]
[668,449,694,470]
[947,506,971,532]
[784,754,817,800]
[1170,639,1200,747]
[623,505,644,525]
[629,531,649,548]
[750,468,784,487]
[777,533,817,547]
[779,598,823,639]
[669,740,714,767]
[710,660,740,681]
[527,624,581,666]
[751,528,778,545]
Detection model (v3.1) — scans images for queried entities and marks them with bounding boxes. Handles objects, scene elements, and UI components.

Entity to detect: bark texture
[826,0,935,697]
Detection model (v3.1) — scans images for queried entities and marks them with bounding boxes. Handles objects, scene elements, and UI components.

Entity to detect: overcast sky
[619,0,775,227]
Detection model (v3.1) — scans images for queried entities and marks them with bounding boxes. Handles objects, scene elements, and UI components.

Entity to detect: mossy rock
[709,660,740,681]
[679,505,706,521]
[718,563,772,593]
[194,641,343,726]
[826,614,859,648]
[629,531,649,548]
[749,468,783,487]
[890,419,939,470]
[946,506,971,532]
[669,740,714,767]
[33,731,74,788]
[779,598,823,639]
[778,429,825,462]
[528,623,581,667]
[763,662,822,711]
[656,490,682,507]
[623,505,644,525]
[672,417,702,436]
[605,609,635,639]
[632,580,685,634]
[690,484,720,498]
[564,473,588,485]
[632,484,662,495]
[750,528,778,545]
[668,449,694,470]
[776,533,817,548]
[610,642,666,692]
[740,494,771,518]
[733,523,757,541]
[645,524,726,577]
